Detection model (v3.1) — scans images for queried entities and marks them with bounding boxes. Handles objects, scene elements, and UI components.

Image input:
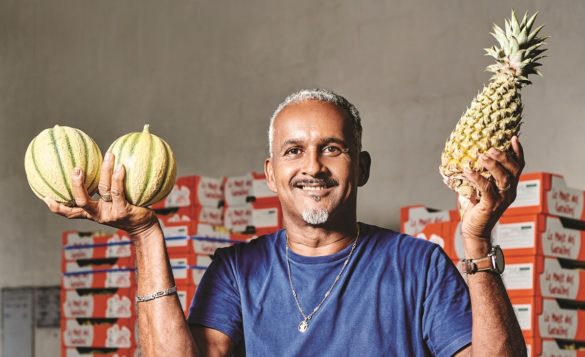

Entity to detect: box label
[171,258,189,279]
[493,222,535,249]
[502,264,534,290]
[106,295,132,318]
[548,176,584,220]
[539,300,578,339]
[510,179,541,208]
[106,324,132,348]
[513,304,532,331]
[105,270,132,288]
[541,260,580,299]
[542,217,582,260]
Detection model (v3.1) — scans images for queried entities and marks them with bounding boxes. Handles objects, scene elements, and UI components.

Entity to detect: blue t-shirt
[188,223,472,356]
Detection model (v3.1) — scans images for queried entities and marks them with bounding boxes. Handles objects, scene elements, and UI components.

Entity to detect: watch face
[493,246,505,273]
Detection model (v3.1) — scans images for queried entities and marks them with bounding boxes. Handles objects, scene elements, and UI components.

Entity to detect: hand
[45,152,159,238]
[460,136,525,257]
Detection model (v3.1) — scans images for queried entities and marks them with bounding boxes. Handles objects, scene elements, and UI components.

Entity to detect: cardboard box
[191,236,243,255]
[513,296,585,341]
[506,172,585,221]
[176,285,196,317]
[61,289,135,319]
[62,231,114,246]
[224,202,282,235]
[400,205,459,236]
[412,221,454,257]
[62,268,135,290]
[150,175,224,209]
[224,172,278,206]
[62,258,134,274]
[525,338,585,357]
[156,206,224,226]
[160,222,232,254]
[62,347,139,357]
[503,256,585,301]
[61,318,135,348]
[63,231,133,261]
[446,215,585,261]
[493,214,585,260]
[170,255,213,286]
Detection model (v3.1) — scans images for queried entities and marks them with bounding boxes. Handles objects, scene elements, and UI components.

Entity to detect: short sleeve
[187,248,243,344]
[422,246,472,357]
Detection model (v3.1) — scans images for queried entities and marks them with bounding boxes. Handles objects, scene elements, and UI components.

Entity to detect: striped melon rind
[107,124,177,207]
[24,125,102,206]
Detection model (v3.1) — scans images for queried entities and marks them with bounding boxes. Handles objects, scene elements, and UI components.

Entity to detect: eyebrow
[279,137,349,152]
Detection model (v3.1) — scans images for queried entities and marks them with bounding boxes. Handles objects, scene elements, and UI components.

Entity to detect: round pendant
[298,320,308,333]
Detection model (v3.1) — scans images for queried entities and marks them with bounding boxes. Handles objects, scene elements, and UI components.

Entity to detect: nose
[302,148,326,177]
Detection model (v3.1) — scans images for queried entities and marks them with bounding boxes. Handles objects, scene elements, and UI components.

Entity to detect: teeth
[302,186,326,191]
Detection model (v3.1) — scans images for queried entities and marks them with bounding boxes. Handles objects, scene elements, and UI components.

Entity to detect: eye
[284,147,303,157]
[322,145,344,156]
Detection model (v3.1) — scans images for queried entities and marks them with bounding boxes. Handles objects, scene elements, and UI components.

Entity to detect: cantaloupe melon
[24,125,102,206]
[107,124,176,207]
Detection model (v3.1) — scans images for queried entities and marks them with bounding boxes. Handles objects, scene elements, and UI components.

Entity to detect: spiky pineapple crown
[484,10,547,85]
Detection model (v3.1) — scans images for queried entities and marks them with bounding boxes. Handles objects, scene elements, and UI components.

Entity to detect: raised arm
[45,152,208,356]
[453,136,526,356]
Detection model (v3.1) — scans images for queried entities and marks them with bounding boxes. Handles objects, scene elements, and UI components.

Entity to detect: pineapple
[439,10,546,210]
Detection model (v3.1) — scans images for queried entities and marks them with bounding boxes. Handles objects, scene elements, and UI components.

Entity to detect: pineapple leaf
[526,12,539,32]
[528,25,545,42]
[517,28,528,44]
[505,19,512,38]
[519,12,529,28]
[510,10,520,34]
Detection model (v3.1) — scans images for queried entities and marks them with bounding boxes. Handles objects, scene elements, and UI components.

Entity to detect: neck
[284,217,359,257]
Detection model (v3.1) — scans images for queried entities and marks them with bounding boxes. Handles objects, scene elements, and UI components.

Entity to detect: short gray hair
[268,89,363,157]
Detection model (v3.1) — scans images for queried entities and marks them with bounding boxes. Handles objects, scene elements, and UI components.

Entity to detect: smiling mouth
[300,185,328,191]
[292,178,338,192]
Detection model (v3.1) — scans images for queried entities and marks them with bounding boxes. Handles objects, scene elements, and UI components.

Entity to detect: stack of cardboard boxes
[222,172,282,236]
[401,172,585,357]
[150,172,282,315]
[59,172,282,356]
[60,230,139,357]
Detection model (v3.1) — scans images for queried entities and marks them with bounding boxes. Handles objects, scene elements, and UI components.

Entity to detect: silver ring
[100,193,112,202]
[498,183,511,193]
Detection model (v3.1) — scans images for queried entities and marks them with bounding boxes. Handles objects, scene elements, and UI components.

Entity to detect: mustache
[291,177,339,188]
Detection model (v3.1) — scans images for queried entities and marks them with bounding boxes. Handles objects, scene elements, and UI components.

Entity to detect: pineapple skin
[440,72,523,200]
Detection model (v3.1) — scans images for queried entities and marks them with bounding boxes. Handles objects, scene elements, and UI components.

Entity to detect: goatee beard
[302,208,329,225]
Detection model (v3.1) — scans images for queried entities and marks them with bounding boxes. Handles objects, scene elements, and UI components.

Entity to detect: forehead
[272,100,353,145]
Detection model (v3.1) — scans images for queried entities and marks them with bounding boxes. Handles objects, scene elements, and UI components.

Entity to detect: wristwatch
[460,245,505,275]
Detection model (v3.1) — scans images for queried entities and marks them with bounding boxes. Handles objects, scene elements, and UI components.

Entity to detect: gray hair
[268,89,363,157]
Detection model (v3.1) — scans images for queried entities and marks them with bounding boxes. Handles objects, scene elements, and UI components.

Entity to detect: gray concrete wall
[1,0,584,355]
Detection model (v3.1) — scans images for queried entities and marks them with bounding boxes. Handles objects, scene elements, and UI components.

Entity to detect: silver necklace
[285,225,360,333]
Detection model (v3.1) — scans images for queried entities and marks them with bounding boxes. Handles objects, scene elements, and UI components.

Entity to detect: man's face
[265,100,369,227]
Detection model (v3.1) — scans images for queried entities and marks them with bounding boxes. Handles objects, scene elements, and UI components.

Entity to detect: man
[47,89,525,356]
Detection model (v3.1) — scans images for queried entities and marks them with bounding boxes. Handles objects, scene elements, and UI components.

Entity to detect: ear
[264,157,278,193]
[357,151,371,187]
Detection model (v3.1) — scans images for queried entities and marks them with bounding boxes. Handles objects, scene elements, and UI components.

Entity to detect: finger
[98,152,115,197]
[479,154,511,193]
[486,147,522,179]
[71,167,97,215]
[511,136,525,170]
[111,164,129,211]
[44,198,92,219]
[464,169,497,206]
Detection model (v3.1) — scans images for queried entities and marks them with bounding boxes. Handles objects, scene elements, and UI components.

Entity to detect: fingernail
[74,167,81,177]
[43,198,51,207]
[115,164,122,173]
[104,152,112,162]
[463,168,472,174]
[488,148,498,155]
